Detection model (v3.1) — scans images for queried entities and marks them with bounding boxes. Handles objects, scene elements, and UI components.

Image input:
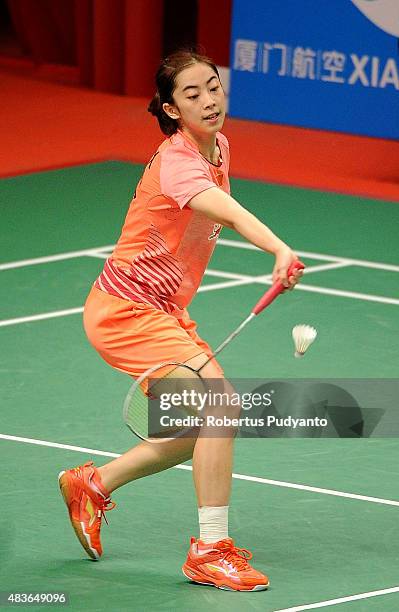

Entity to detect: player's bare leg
[97,353,233,496]
[97,435,196,492]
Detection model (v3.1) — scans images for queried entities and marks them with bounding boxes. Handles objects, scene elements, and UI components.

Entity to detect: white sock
[198,506,229,544]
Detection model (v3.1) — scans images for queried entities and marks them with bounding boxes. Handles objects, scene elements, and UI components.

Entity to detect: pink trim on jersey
[96,224,184,312]
[95,258,175,313]
[133,225,183,296]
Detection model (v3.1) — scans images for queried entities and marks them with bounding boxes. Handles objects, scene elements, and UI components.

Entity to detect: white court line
[0,274,254,327]
[176,464,399,507]
[183,264,399,306]
[1,263,398,328]
[0,265,335,328]
[198,278,256,293]
[295,283,399,306]
[205,262,350,280]
[204,264,399,307]
[86,254,350,278]
[2,240,399,274]
[299,262,350,274]
[0,307,84,328]
[218,238,399,273]
[0,245,115,271]
[0,273,247,327]
[90,242,399,275]
[200,263,350,294]
[0,434,119,458]
[1,433,399,507]
[205,268,255,281]
[86,252,110,259]
[274,585,399,611]
[0,274,257,327]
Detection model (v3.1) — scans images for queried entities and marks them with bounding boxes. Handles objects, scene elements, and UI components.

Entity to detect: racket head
[123,361,206,443]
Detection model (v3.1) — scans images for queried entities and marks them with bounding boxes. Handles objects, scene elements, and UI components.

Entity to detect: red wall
[197,0,232,66]
[3,0,232,95]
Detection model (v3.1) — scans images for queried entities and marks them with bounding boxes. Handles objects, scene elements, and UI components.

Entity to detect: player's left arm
[188,187,301,287]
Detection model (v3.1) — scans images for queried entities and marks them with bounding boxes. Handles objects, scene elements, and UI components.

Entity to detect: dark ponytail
[148,91,178,137]
[148,50,220,136]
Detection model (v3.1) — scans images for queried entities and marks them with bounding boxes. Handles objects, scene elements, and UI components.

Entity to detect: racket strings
[124,363,205,441]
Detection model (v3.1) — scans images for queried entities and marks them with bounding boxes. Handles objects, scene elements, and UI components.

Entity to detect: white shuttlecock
[292,324,317,358]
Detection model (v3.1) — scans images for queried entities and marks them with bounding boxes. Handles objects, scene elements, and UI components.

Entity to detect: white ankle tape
[198,505,229,544]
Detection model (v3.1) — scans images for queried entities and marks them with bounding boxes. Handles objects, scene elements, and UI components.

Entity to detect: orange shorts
[83,286,223,380]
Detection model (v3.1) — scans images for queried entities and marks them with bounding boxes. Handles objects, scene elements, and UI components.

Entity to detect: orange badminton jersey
[95,130,230,317]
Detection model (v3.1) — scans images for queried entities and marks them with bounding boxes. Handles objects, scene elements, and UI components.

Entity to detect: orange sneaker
[182,537,269,591]
[58,461,115,560]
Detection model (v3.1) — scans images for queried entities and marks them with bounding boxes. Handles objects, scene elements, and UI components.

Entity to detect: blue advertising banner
[229,0,399,139]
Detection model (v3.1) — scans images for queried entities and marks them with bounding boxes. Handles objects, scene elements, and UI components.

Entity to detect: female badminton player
[58,50,302,592]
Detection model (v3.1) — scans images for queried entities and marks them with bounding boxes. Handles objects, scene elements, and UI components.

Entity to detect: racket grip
[252,260,305,315]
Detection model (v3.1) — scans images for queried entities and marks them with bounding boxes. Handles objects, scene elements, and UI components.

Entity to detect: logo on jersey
[208,224,222,240]
[351,0,399,37]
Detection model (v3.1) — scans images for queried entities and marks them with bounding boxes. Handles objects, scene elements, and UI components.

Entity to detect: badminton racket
[123,260,305,442]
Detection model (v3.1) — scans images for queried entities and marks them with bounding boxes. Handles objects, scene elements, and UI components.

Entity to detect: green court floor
[1,162,399,611]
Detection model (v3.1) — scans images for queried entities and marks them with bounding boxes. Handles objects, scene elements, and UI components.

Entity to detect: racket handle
[252,260,305,315]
